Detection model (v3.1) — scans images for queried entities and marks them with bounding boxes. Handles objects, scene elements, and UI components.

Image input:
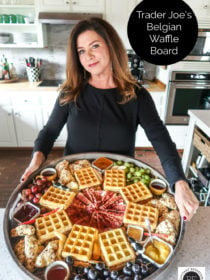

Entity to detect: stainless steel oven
[165,71,210,125]
[184,29,210,61]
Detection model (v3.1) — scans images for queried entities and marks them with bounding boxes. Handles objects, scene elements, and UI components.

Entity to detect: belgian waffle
[103,169,126,192]
[62,224,98,262]
[39,186,75,210]
[35,210,72,243]
[99,228,135,268]
[123,202,158,231]
[74,167,102,190]
[120,181,152,203]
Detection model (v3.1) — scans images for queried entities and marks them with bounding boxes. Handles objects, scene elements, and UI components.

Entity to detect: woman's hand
[20,151,45,182]
[174,180,199,221]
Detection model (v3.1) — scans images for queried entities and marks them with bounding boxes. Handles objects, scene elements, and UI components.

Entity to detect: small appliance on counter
[127,50,145,83]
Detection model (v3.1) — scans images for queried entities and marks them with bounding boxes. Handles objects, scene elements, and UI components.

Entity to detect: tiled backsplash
[1,24,156,81]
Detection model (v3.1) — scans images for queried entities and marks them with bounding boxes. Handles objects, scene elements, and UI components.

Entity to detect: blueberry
[95,262,106,271]
[76,266,84,274]
[141,265,148,275]
[126,262,133,268]
[117,275,124,280]
[132,264,140,274]
[122,267,132,276]
[105,278,112,280]
[65,256,74,266]
[147,264,157,274]
[88,268,98,280]
[122,277,132,280]
[74,275,82,280]
[103,270,110,277]
[84,267,90,274]
[110,270,118,279]
[134,275,142,280]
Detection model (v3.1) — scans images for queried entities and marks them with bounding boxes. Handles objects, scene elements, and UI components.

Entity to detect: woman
[21,17,198,221]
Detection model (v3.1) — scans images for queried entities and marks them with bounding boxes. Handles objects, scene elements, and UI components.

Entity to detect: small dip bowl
[92,157,113,171]
[45,260,70,280]
[41,167,57,181]
[12,202,40,224]
[127,225,144,242]
[142,236,173,267]
[149,179,167,196]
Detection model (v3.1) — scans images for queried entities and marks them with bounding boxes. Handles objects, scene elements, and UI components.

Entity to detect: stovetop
[38,79,63,87]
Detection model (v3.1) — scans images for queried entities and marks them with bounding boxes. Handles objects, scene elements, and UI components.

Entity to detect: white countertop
[1,207,210,280]
[188,109,210,137]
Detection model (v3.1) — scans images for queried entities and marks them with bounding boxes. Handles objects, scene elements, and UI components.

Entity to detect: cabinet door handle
[15,112,20,117]
[72,1,77,4]
[8,113,12,116]
[204,5,208,9]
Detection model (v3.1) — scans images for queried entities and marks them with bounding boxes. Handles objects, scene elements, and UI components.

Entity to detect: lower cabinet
[0,91,66,148]
[0,102,17,147]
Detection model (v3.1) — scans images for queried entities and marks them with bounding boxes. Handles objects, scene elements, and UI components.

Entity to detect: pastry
[120,181,152,203]
[123,202,159,231]
[11,224,35,237]
[69,159,91,173]
[35,209,72,243]
[155,219,177,245]
[35,240,58,268]
[103,169,126,192]
[99,228,135,268]
[14,239,25,264]
[159,193,177,210]
[62,224,98,262]
[39,186,76,210]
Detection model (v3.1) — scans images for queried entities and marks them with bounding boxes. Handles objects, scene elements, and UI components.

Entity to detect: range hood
[38,12,103,24]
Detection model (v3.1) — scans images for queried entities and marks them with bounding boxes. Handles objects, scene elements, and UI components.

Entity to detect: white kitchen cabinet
[0,95,17,146]
[40,92,67,146]
[105,0,137,49]
[135,91,165,147]
[0,0,47,48]
[38,0,104,13]
[10,93,43,147]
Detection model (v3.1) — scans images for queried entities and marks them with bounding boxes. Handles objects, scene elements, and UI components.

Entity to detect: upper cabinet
[0,0,46,48]
[38,0,105,13]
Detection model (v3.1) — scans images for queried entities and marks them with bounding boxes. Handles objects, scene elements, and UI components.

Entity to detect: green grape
[130,167,135,173]
[116,160,123,165]
[124,162,131,167]
[134,171,141,177]
[127,173,132,179]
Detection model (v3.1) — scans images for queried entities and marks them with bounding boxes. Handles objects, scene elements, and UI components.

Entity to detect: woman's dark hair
[59,17,139,104]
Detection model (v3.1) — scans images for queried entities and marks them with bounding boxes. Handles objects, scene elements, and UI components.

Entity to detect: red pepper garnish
[20,219,35,225]
[144,232,169,238]
[41,208,60,217]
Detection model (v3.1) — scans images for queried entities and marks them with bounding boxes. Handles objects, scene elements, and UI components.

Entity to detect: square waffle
[39,186,75,210]
[99,228,135,268]
[120,181,152,203]
[74,167,102,190]
[103,169,126,192]
[62,224,98,261]
[35,210,72,243]
[123,202,158,231]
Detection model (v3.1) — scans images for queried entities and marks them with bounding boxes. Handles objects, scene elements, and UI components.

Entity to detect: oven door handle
[172,83,210,89]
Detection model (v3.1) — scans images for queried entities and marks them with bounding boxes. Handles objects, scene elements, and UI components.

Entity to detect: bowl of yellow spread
[142,237,173,267]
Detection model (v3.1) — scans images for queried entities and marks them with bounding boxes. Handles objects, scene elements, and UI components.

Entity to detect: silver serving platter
[3,152,185,280]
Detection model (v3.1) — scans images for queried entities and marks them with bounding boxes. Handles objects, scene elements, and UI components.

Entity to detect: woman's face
[76,30,112,77]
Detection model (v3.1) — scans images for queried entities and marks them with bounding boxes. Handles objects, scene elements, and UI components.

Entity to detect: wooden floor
[0,148,168,208]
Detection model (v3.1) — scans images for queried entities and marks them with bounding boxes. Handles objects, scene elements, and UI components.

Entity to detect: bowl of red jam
[41,167,57,181]
[149,179,167,196]
[45,261,70,280]
[12,201,40,223]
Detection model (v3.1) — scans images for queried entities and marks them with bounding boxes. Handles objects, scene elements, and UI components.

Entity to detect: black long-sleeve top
[34,83,186,187]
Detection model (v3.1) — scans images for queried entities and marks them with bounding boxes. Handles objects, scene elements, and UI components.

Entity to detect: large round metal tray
[3,152,185,280]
